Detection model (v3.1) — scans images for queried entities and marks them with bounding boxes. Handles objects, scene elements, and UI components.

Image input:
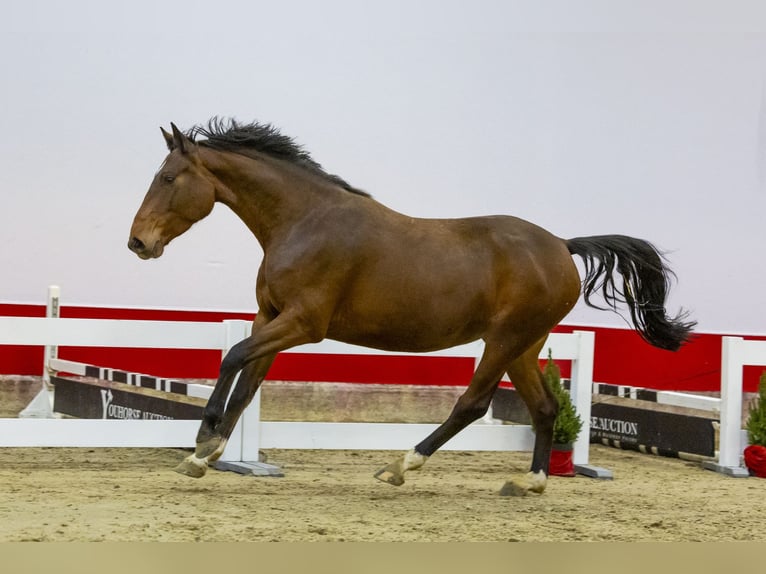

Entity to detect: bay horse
[128,119,694,496]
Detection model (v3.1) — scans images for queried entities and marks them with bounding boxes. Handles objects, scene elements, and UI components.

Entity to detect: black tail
[566,235,696,351]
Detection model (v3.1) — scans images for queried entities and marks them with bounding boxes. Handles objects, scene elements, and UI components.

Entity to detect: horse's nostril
[128,237,145,252]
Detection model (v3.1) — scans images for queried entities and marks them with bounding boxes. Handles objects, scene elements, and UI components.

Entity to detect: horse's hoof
[374,467,405,486]
[499,481,529,497]
[174,455,208,478]
[499,471,548,497]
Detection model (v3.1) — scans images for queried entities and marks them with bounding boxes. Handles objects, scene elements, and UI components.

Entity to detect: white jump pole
[42,285,60,388]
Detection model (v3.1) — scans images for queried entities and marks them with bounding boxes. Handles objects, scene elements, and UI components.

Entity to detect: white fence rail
[0,317,249,456]
[0,314,599,469]
[2,309,761,478]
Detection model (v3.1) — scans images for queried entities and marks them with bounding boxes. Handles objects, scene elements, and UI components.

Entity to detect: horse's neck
[201,148,326,248]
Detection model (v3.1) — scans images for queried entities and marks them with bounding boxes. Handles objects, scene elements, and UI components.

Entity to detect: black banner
[52,376,205,420]
[491,387,716,457]
[590,403,715,457]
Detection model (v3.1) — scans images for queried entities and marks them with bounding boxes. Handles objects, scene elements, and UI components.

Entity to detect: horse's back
[323,206,579,352]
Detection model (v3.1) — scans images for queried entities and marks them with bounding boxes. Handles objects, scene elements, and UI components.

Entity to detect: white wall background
[1,1,765,334]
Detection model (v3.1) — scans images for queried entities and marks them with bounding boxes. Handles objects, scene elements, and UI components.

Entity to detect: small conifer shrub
[543,350,583,446]
[745,371,766,447]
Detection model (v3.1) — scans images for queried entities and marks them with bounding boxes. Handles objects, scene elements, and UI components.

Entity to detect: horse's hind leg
[174,354,276,478]
[374,340,511,487]
[374,335,559,496]
[498,338,558,497]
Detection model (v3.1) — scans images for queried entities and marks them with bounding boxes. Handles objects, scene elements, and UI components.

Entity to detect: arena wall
[2,302,764,392]
[2,2,765,392]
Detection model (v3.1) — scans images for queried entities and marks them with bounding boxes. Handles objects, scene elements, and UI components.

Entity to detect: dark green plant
[543,349,583,446]
[745,371,766,447]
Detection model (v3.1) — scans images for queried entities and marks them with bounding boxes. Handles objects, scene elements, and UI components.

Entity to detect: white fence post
[43,285,60,387]
[720,337,745,469]
[570,331,594,465]
[217,320,248,462]
[19,286,59,418]
[569,330,610,478]
[702,336,762,477]
[213,320,281,475]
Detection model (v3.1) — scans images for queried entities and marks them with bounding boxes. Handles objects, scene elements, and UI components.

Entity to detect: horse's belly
[330,331,478,354]
[326,306,486,353]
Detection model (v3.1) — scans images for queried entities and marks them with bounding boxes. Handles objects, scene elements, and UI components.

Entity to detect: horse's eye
[162,174,176,184]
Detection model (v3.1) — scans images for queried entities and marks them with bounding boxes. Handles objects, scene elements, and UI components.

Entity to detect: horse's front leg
[176,314,272,465]
[174,310,318,477]
[174,355,276,477]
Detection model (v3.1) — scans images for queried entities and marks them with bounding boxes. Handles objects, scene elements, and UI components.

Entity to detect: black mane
[188,118,369,197]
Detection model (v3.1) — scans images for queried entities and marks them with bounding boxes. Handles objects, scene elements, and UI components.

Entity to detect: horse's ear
[170,122,197,155]
[161,126,175,151]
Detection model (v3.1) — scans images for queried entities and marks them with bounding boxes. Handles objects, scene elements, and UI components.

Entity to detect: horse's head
[128,124,216,259]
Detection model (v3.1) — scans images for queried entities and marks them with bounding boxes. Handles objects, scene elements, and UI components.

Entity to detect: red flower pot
[744,445,766,478]
[549,444,576,477]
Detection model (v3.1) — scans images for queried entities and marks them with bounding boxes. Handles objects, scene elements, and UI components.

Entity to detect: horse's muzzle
[128,236,162,259]
[128,236,145,253]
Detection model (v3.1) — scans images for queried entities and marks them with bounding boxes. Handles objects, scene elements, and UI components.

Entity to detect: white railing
[0,312,599,469]
[0,317,247,454]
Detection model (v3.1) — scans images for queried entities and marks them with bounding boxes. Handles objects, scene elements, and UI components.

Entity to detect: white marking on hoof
[526,470,547,494]
[402,449,428,472]
[207,438,228,463]
[498,470,548,496]
[374,449,429,486]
